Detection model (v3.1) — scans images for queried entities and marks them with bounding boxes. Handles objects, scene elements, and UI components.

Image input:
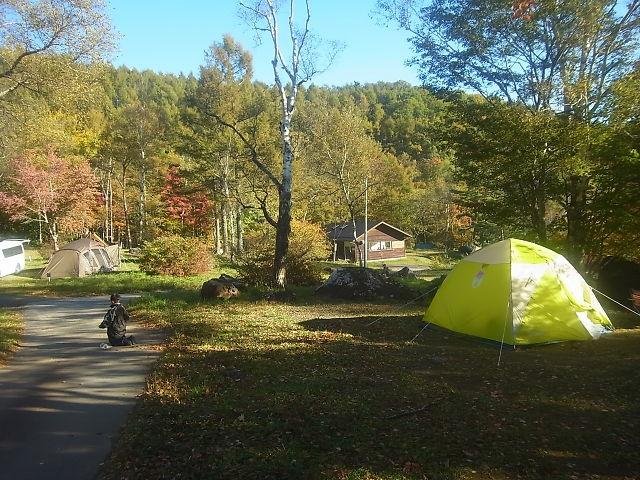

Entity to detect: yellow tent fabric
[425,239,613,345]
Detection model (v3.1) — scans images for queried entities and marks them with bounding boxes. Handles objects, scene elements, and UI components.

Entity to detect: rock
[458,245,480,257]
[200,279,240,300]
[316,267,409,299]
[265,290,297,302]
[217,274,246,289]
[393,266,416,279]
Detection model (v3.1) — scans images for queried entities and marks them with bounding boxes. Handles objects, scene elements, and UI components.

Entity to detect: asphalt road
[0,296,164,480]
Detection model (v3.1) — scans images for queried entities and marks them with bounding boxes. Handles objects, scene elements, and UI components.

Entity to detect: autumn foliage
[238,220,330,286]
[161,165,214,235]
[138,235,214,276]
[0,149,100,248]
[512,0,537,19]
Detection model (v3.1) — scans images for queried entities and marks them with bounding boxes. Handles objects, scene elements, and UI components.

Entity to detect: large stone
[316,267,408,299]
[200,279,240,300]
[393,266,416,279]
[217,274,246,289]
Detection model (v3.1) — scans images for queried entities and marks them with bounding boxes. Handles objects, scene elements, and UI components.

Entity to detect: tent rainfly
[425,238,613,345]
[41,238,114,279]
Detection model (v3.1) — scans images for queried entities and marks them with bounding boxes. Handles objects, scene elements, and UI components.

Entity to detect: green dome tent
[425,238,613,345]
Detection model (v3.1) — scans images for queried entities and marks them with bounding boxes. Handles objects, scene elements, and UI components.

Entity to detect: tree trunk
[566,175,589,263]
[47,217,59,251]
[221,201,229,257]
[229,207,236,261]
[531,189,547,242]
[273,185,292,288]
[273,129,294,287]
[107,163,114,243]
[138,157,146,246]
[222,138,232,257]
[350,212,362,266]
[236,204,244,255]
[215,215,222,255]
[100,173,108,241]
[122,164,132,249]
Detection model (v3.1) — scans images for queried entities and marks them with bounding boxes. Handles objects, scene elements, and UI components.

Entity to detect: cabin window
[2,246,23,258]
[369,241,392,251]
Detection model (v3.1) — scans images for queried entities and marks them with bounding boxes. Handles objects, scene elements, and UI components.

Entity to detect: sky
[107,0,419,86]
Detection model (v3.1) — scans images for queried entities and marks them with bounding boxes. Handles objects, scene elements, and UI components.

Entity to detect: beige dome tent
[88,232,121,267]
[41,238,115,279]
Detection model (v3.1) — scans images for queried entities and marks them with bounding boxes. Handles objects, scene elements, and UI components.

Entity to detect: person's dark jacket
[99,303,130,342]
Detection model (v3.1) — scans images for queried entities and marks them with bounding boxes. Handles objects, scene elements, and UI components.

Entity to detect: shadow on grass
[101,304,640,480]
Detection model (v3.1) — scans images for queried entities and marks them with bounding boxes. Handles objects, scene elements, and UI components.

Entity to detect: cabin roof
[327,220,411,242]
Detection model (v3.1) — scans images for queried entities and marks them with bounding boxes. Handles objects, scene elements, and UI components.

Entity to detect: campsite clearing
[99,292,640,480]
[0,248,232,297]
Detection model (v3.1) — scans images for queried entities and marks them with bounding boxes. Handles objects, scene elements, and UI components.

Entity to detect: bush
[139,236,213,276]
[238,220,330,286]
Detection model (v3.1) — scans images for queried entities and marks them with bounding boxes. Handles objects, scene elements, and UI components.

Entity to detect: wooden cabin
[327,220,411,262]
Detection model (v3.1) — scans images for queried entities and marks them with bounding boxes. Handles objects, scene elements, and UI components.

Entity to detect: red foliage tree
[513,0,537,19]
[161,165,214,236]
[0,149,100,249]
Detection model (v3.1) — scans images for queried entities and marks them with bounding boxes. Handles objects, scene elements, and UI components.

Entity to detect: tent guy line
[591,286,640,318]
[365,285,440,327]
[408,321,431,343]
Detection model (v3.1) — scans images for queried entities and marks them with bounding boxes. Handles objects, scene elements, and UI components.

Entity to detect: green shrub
[238,220,329,286]
[139,235,213,276]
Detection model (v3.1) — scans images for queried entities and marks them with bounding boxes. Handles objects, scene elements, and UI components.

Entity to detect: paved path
[0,296,164,480]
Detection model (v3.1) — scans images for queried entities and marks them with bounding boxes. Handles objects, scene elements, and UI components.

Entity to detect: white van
[0,239,29,277]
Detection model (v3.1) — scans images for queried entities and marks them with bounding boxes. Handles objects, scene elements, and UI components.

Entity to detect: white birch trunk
[236,204,244,254]
[138,150,146,246]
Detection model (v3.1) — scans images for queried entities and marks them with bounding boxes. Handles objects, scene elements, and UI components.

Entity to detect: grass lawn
[0,248,236,297]
[98,292,640,480]
[0,308,23,365]
[323,250,455,281]
[377,249,454,270]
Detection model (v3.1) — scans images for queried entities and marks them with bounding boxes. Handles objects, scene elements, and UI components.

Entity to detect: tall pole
[364,178,368,268]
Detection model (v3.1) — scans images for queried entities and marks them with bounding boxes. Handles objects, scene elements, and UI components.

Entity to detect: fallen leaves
[98,296,640,480]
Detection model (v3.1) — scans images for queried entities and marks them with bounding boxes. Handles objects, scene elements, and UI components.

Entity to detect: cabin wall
[329,224,408,262]
[364,226,406,260]
[367,245,406,260]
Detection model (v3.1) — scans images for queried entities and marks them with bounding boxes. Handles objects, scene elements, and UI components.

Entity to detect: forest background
[1,0,639,285]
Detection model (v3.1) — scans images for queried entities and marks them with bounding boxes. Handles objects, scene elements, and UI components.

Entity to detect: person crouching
[99,293,136,346]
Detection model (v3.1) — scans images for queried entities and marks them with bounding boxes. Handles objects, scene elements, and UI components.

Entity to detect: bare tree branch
[204,110,282,190]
